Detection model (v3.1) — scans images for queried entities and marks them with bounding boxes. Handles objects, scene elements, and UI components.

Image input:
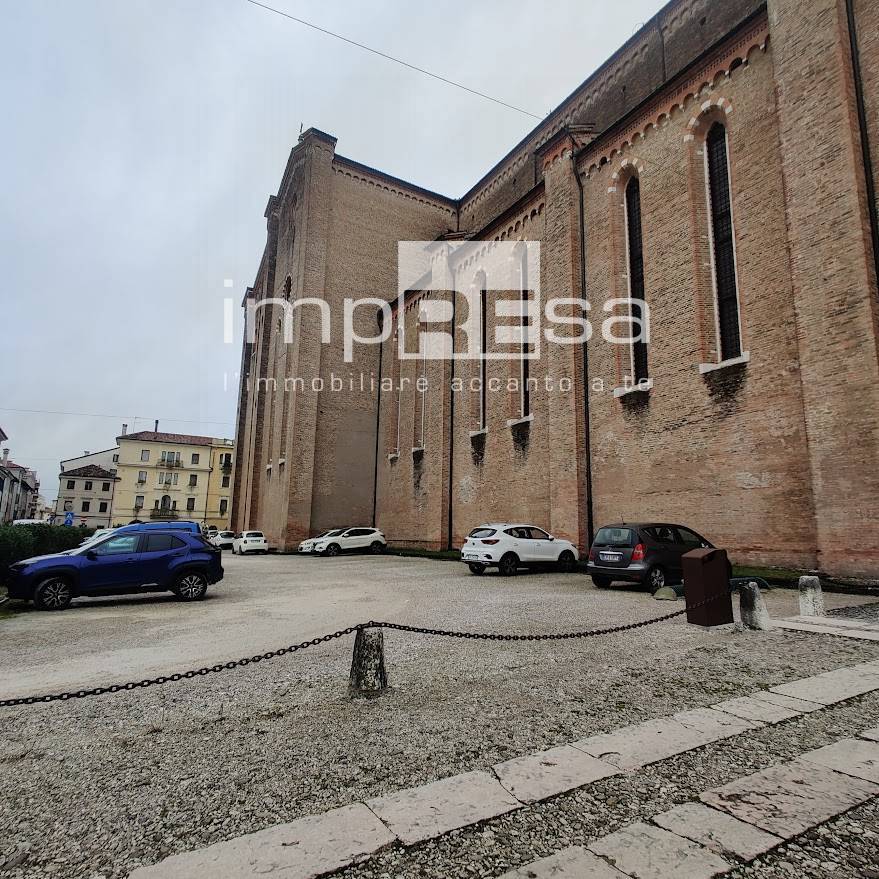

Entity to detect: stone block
[652,802,782,860]
[366,770,520,845]
[701,759,879,838]
[497,846,628,878]
[711,695,802,724]
[588,822,730,879]
[800,738,879,783]
[494,744,619,804]
[127,803,396,879]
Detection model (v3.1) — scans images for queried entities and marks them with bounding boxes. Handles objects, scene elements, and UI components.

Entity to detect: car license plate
[599,551,623,562]
[463,553,477,560]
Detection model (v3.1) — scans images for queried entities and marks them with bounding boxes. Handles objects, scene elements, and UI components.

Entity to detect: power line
[0,407,234,426]
[242,0,543,121]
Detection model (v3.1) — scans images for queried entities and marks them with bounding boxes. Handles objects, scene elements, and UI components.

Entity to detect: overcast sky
[1,0,664,501]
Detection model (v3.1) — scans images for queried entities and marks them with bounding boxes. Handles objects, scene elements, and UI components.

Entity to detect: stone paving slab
[787,615,879,630]
[127,803,395,879]
[652,802,783,860]
[672,707,761,739]
[588,822,730,879]
[774,620,879,641]
[700,759,879,839]
[365,770,521,845]
[769,665,879,705]
[497,846,629,878]
[861,727,879,742]
[574,717,707,771]
[800,737,879,783]
[711,695,802,725]
[749,690,824,714]
[494,744,620,804]
[573,709,756,773]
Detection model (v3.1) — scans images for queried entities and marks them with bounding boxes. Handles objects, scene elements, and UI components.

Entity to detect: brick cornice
[579,12,769,176]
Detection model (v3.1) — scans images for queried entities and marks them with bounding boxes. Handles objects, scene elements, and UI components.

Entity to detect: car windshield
[469,527,497,538]
[593,527,635,547]
[245,531,264,538]
[323,529,345,537]
[219,531,234,537]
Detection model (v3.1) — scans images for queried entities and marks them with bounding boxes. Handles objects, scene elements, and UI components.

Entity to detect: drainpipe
[574,156,595,546]
[844,0,879,294]
[371,311,384,528]
[446,278,457,551]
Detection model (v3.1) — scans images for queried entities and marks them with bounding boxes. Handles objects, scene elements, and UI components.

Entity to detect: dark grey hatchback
[586,523,715,590]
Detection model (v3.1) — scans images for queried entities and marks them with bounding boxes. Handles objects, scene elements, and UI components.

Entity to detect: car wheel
[369,541,384,554]
[34,576,73,611]
[592,575,611,588]
[557,550,577,573]
[647,566,666,591]
[498,553,519,576]
[325,543,341,557]
[468,563,485,575]
[175,572,208,601]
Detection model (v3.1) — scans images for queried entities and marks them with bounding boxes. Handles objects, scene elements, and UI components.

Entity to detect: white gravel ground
[1,554,877,878]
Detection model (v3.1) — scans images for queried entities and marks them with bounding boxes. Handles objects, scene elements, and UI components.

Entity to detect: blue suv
[6,530,224,611]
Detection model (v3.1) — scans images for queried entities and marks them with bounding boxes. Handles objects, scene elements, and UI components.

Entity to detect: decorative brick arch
[683,98,733,142]
[608,157,645,194]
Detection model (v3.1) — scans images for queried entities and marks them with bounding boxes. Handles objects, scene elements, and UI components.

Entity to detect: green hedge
[0,524,95,583]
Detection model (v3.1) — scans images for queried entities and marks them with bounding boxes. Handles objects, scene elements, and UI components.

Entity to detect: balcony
[150,508,179,520]
[221,462,233,474]
[159,459,182,468]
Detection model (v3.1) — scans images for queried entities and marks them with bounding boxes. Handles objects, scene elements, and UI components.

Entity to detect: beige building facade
[111,429,234,529]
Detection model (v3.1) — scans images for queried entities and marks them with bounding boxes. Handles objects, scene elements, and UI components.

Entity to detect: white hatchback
[211,530,236,550]
[460,523,579,576]
[312,527,387,556]
[232,531,268,555]
[298,529,345,554]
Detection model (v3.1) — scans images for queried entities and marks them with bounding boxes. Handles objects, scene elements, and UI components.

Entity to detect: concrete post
[348,627,388,697]
[798,576,825,617]
[739,581,772,631]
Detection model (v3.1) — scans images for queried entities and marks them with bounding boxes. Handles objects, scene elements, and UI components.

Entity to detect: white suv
[233,531,268,555]
[313,527,387,556]
[298,529,345,554]
[460,524,579,576]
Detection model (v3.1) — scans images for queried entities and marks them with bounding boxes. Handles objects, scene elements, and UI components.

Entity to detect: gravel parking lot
[1,553,878,878]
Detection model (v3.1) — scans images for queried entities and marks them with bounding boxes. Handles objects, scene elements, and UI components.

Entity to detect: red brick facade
[232,0,879,577]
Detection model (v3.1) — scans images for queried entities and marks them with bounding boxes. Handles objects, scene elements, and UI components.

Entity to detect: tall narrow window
[391,324,401,455]
[479,282,487,430]
[624,177,649,382]
[416,307,427,449]
[519,250,530,418]
[706,123,741,361]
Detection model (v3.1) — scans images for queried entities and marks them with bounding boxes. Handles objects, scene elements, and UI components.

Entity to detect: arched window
[624,176,649,382]
[705,122,741,360]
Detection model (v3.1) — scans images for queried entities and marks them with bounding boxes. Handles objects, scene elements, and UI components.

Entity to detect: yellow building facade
[111,430,234,529]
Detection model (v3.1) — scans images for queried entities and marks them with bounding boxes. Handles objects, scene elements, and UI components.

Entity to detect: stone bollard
[739,581,772,631]
[798,575,825,617]
[348,627,388,698]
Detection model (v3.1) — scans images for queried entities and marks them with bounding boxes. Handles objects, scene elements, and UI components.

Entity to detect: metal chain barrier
[0,592,723,708]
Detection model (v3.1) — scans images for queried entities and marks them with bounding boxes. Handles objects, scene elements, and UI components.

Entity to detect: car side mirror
[548,535,555,541]
[86,550,98,560]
